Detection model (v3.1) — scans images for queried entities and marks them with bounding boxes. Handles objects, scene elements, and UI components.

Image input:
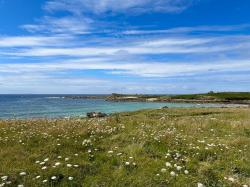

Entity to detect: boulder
[87,112,107,118]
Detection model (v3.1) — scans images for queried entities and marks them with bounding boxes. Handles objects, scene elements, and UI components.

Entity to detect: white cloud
[1,0,250,94]
[22,16,92,34]
[2,35,249,57]
[44,0,197,15]
[0,73,186,94]
[123,24,250,35]
[0,36,73,47]
[22,0,197,34]
[1,58,250,78]
[0,73,110,94]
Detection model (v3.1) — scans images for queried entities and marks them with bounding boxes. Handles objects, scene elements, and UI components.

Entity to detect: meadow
[0,108,250,187]
[167,92,250,101]
[106,92,250,104]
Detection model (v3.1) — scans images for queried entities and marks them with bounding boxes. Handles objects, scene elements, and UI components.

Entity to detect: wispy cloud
[21,0,197,35]
[0,35,73,47]
[1,35,250,57]
[22,16,92,34]
[44,0,197,15]
[1,0,250,93]
[123,24,250,35]
[1,58,250,78]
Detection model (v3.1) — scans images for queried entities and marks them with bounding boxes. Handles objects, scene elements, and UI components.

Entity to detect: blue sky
[0,0,250,94]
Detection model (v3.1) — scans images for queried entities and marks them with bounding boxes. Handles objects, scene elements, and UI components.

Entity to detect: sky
[0,0,250,94]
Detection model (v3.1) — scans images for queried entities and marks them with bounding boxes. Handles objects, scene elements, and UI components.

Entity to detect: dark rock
[87,112,107,118]
[162,106,169,109]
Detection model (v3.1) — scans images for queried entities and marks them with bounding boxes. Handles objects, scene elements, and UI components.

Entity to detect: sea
[0,95,225,119]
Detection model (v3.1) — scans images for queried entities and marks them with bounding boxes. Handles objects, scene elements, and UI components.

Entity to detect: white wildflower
[1,176,8,181]
[197,183,205,187]
[55,162,61,166]
[176,166,182,171]
[165,162,172,167]
[40,162,45,165]
[161,168,167,173]
[19,172,26,176]
[170,171,176,177]
[184,170,189,174]
[125,162,130,166]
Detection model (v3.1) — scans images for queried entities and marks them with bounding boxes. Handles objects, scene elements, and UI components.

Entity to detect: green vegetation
[0,108,250,186]
[169,92,250,101]
[107,92,250,103]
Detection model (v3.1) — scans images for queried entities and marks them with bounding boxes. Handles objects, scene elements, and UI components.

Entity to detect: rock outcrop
[86,112,107,118]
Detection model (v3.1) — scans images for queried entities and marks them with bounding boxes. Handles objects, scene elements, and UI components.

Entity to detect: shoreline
[1,93,250,120]
[106,98,250,105]
[63,92,250,105]
[1,103,249,121]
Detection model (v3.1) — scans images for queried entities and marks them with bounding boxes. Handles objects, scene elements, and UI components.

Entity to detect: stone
[87,112,107,118]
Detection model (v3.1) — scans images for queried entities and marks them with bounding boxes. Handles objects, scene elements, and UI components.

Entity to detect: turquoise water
[0,95,224,119]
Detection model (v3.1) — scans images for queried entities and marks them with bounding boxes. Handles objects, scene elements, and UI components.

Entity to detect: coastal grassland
[0,108,250,187]
[105,92,250,104]
[167,92,250,101]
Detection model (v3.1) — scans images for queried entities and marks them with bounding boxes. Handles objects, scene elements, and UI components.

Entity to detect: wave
[46,97,64,99]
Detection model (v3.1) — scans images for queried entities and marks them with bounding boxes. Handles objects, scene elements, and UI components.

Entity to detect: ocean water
[0,95,224,119]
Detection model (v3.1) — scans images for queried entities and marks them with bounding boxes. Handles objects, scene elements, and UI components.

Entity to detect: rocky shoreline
[106,98,250,105]
[63,93,250,107]
[105,94,250,106]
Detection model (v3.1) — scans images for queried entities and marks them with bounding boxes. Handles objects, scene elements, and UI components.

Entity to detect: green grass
[0,108,250,186]
[108,92,250,102]
[169,92,250,100]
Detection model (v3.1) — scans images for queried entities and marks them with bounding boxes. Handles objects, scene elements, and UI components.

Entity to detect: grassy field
[168,92,250,101]
[106,92,250,103]
[0,108,250,187]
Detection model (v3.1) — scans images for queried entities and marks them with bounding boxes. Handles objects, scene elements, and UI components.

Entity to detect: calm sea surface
[0,95,224,119]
